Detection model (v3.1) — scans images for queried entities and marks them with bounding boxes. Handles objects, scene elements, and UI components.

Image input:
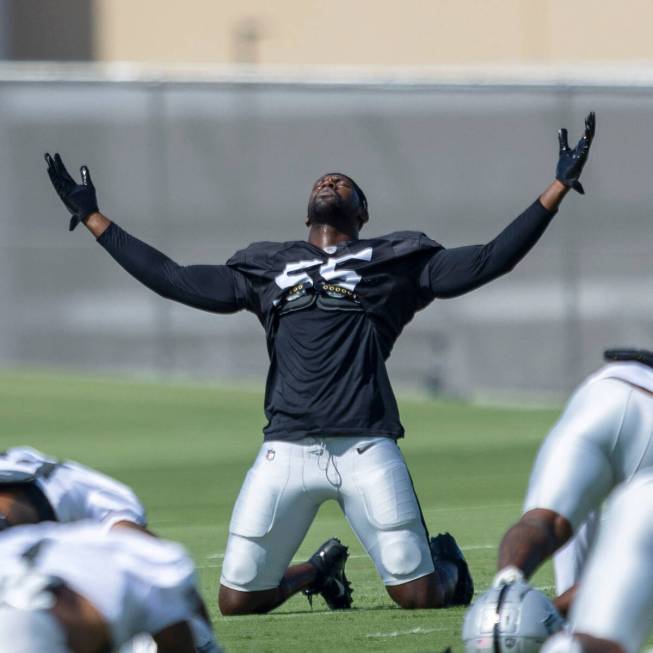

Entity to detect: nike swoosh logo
[356,441,380,454]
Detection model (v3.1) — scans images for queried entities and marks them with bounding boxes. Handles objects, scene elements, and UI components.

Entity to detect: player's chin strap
[493,583,511,653]
[0,513,9,531]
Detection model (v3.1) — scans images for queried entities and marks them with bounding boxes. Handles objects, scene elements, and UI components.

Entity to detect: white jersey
[523,361,653,592]
[0,447,146,528]
[0,522,199,647]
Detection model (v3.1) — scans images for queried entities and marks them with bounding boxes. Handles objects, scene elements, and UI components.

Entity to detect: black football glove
[556,112,596,194]
[44,152,99,231]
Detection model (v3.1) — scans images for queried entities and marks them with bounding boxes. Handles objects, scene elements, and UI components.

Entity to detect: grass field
[0,369,562,653]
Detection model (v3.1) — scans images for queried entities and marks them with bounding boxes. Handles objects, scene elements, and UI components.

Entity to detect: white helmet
[462,581,564,653]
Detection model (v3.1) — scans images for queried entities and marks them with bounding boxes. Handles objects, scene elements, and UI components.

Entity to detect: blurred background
[1,0,652,400]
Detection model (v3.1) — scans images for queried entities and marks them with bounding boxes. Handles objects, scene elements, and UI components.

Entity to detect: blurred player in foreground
[0,446,147,532]
[492,348,653,614]
[0,521,221,653]
[45,113,594,615]
[541,469,653,653]
[0,446,218,652]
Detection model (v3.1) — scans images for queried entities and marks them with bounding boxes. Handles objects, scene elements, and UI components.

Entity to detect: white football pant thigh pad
[567,471,653,653]
[0,608,69,653]
[341,437,433,584]
[553,510,601,594]
[523,378,635,530]
[220,441,319,591]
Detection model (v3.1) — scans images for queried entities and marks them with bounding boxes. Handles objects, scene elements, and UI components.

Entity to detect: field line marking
[366,626,447,638]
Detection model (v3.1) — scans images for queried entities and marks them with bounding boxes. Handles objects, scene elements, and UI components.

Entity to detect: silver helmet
[462,581,564,653]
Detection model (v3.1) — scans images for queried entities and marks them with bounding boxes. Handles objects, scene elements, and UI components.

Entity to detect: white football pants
[541,469,653,653]
[523,377,653,592]
[220,436,435,591]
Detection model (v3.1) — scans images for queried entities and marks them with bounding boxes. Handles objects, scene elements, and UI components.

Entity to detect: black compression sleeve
[424,199,555,299]
[97,223,249,313]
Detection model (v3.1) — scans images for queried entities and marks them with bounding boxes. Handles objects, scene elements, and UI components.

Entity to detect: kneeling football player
[0,521,221,653]
[44,112,594,614]
[493,348,653,614]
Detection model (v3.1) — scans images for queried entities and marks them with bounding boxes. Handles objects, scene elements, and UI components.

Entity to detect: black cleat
[304,537,353,610]
[430,531,474,606]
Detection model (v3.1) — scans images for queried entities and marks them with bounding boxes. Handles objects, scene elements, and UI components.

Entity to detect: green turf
[0,369,561,652]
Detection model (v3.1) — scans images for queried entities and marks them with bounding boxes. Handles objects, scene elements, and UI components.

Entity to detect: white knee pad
[377,530,425,578]
[220,535,268,589]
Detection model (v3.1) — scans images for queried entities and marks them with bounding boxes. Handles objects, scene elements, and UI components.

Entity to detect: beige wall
[93,0,653,66]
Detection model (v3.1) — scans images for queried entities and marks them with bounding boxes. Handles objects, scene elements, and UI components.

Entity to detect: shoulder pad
[227,241,281,266]
[227,240,325,272]
[373,231,443,256]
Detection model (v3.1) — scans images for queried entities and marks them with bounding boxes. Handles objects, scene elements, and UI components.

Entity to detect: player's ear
[305,216,311,227]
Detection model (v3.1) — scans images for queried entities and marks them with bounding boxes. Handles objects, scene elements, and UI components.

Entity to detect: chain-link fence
[1,70,652,399]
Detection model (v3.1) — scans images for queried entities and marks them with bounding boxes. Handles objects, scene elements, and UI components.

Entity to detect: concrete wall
[93,0,653,65]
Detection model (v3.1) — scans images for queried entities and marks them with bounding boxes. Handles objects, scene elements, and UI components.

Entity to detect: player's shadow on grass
[267,604,403,617]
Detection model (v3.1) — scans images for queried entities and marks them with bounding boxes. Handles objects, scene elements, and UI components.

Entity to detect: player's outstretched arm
[44,153,251,314]
[424,113,596,298]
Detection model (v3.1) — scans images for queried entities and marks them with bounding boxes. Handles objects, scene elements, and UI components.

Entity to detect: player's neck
[307,223,359,250]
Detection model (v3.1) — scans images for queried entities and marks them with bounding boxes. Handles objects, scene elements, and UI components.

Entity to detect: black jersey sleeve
[420,199,555,299]
[97,223,253,313]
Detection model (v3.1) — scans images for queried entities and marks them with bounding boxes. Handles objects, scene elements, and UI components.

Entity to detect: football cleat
[304,537,353,610]
[430,531,474,606]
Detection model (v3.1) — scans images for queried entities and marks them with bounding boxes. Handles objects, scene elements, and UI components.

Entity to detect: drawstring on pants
[310,439,342,488]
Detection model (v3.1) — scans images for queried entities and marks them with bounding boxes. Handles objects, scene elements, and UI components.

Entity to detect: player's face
[306,174,366,229]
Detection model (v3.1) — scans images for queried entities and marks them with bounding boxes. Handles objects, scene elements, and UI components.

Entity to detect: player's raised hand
[44,153,99,231]
[555,112,596,195]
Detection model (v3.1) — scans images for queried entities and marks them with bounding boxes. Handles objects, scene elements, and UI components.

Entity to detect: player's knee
[218,585,256,616]
[386,574,445,609]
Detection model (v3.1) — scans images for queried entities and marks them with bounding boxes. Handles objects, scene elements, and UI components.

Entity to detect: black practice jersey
[98,199,555,441]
